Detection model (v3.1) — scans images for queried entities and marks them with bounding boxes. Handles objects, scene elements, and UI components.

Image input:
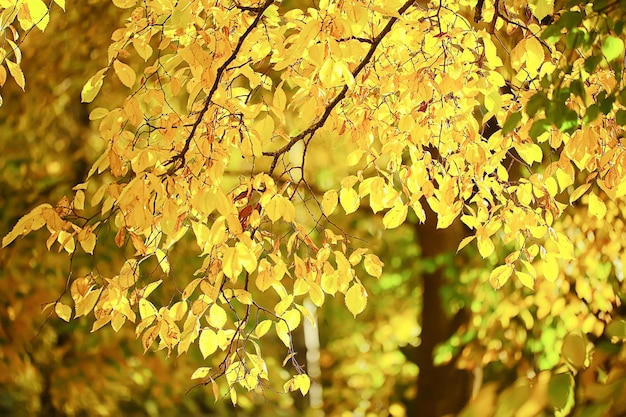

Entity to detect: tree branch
[167,0,275,172]
[263,0,418,176]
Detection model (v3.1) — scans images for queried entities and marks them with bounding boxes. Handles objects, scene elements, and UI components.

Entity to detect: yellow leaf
[191,367,211,379]
[112,0,136,9]
[238,241,258,273]
[142,280,163,298]
[569,183,590,204]
[182,278,202,300]
[587,192,606,219]
[273,82,287,111]
[265,195,295,222]
[156,249,170,274]
[309,282,325,306]
[169,301,188,321]
[545,177,558,197]
[210,379,220,400]
[255,320,272,338]
[25,0,49,31]
[382,201,408,229]
[274,294,293,316]
[57,230,75,253]
[54,0,65,11]
[75,288,101,318]
[363,254,383,278]
[516,271,535,290]
[208,303,227,329]
[55,302,72,322]
[111,312,126,332]
[256,261,275,291]
[345,284,367,317]
[477,233,495,258]
[6,59,25,90]
[340,187,359,214]
[81,69,107,103]
[254,112,275,142]
[2,203,50,247]
[297,374,311,395]
[515,143,543,165]
[481,32,503,68]
[555,167,574,191]
[276,320,291,347]
[321,270,338,295]
[78,231,96,254]
[322,189,338,216]
[346,149,363,166]
[222,246,242,280]
[319,58,343,88]
[119,259,139,289]
[365,177,390,213]
[553,231,574,260]
[529,0,553,20]
[113,59,136,88]
[283,309,301,331]
[521,259,536,279]
[543,255,559,282]
[234,289,253,305]
[285,374,311,395]
[525,37,545,76]
[139,298,158,320]
[199,328,218,358]
[92,316,111,333]
[73,190,85,210]
[489,264,513,289]
[457,235,475,252]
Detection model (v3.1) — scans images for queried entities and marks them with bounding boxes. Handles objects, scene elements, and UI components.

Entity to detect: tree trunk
[407,210,472,416]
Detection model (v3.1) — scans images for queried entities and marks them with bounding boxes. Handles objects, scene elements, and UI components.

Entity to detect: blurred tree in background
[1,0,626,416]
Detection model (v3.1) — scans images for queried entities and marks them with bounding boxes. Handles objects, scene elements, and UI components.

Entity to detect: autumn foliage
[2,0,626,415]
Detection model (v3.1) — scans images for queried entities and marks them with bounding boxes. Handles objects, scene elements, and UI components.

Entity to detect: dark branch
[474,0,485,23]
[166,0,275,172]
[263,0,418,175]
[237,5,264,13]
[337,36,374,44]
[488,0,501,34]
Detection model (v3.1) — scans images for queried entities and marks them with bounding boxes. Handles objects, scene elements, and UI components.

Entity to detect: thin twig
[262,0,418,176]
[167,0,275,172]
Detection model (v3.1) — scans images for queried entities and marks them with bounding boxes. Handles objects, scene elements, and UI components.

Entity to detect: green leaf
[559,11,584,30]
[601,36,624,62]
[599,95,615,114]
[541,24,563,43]
[529,119,551,140]
[579,404,612,417]
[502,112,522,134]
[616,109,626,126]
[584,55,603,73]
[605,319,626,341]
[569,79,585,99]
[583,104,599,124]
[618,89,626,106]
[592,0,609,12]
[561,333,586,369]
[559,110,579,132]
[548,372,574,411]
[494,380,532,416]
[526,92,548,117]
[566,28,585,50]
